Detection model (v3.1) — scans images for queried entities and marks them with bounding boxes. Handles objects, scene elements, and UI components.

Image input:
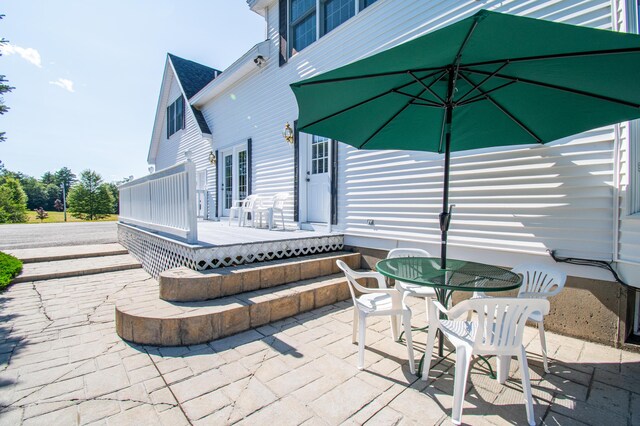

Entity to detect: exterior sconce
[148,166,155,174]
[209,151,216,164]
[184,150,193,161]
[283,122,294,144]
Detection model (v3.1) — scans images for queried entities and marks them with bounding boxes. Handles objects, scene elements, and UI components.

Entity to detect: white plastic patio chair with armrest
[387,248,437,318]
[238,195,260,227]
[228,194,256,226]
[470,263,566,373]
[422,297,550,426]
[254,192,288,230]
[336,260,415,373]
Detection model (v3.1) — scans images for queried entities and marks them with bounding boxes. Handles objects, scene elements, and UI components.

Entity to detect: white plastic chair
[336,260,415,374]
[254,192,288,230]
[387,248,437,316]
[472,263,566,373]
[423,297,550,426]
[512,264,566,373]
[239,195,260,227]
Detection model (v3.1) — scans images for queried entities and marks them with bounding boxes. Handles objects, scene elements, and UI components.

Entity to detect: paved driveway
[0,222,118,250]
[0,268,638,425]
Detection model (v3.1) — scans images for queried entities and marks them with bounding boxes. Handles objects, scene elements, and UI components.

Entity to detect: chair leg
[422,323,438,381]
[538,321,549,373]
[451,347,472,426]
[497,355,512,384]
[518,345,536,426]
[358,313,366,370]
[403,311,415,374]
[389,315,400,341]
[352,308,358,344]
[281,211,285,230]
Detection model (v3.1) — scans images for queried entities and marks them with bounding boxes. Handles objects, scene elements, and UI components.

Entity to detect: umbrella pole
[439,69,455,270]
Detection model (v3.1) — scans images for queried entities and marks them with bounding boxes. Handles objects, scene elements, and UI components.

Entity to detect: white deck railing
[119,160,198,243]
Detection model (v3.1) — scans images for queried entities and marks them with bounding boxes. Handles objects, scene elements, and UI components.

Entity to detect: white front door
[306,135,331,223]
[219,144,248,217]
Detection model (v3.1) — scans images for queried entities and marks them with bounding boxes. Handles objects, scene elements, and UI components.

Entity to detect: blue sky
[0,1,264,182]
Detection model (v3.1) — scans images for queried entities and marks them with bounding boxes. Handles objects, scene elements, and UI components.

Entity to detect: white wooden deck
[117,221,344,277]
[195,220,334,246]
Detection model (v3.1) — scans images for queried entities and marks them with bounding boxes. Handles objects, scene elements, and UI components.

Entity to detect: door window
[311,135,330,174]
[224,154,233,209]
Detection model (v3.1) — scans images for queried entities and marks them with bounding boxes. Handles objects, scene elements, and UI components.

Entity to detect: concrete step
[12,254,142,283]
[159,251,361,302]
[115,272,376,347]
[5,243,129,263]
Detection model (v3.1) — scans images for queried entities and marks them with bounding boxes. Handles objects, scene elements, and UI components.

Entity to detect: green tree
[44,183,61,210]
[0,15,15,143]
[106,182,120,214]
[41,171,56,185]
[0,176,27,223]
[20,176,47,210]
[67,170,114,220]
[54,167,76,195]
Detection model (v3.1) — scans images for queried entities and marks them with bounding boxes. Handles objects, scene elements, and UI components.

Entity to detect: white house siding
[614,1,640,287]
[153,69,217,219]
[192,0,624,278]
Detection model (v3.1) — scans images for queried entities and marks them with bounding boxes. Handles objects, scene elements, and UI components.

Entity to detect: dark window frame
[167,95,185,138]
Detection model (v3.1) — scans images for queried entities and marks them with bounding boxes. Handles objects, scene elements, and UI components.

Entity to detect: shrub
[0,252,22,290]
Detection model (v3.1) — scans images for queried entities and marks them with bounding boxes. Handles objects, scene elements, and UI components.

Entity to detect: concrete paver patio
[0,268,638,425]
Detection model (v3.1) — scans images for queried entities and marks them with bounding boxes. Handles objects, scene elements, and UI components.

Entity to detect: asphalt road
[0,221,118,250]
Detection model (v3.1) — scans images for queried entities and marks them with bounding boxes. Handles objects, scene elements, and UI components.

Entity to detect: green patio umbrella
[291,9,640,268]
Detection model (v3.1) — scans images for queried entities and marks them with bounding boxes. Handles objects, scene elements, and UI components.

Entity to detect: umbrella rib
[456,80,517,106]
[300,79,420,129]
[392,89,442,107]
[456,62,510,104]
[462,46,640,69]
[458,73,543,143]
[358,91,425,149]
[408,71,446,104]
[465,68,640,109]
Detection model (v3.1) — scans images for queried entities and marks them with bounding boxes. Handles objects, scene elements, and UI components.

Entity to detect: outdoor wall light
[209,151,216,164]
[283,122,294,144]
[148,166,155,174]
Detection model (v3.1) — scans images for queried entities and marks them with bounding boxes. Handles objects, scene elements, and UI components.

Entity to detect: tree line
[0,161,126,223]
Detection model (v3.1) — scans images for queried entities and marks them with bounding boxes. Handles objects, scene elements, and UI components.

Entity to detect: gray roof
[168,53,221,99]
[191,106,211,135]
[168,53,220,135]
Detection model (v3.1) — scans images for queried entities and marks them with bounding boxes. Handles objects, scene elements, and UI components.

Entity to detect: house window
[322,0,355,35]
[167,96,184,138]
[291,0,316,54]
[359,0,378,10]
[286,0,377,57]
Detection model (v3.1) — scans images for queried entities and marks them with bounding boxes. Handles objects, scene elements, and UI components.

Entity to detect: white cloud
[49,78,75,93]
[1,43,42,67]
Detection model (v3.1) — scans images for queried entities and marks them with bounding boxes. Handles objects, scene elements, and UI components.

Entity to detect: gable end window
[167,96,185,138]
[282,0,378,60]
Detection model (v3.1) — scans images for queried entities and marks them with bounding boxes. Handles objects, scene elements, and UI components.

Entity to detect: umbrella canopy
[290,9,640,268]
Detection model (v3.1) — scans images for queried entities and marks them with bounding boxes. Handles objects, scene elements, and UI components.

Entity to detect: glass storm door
[219,144,248,217]
[306,135,331,223]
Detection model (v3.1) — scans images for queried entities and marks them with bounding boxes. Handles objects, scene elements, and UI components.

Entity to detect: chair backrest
[273,192,289,210]
[512,264,566,298]
[243,194,259,208]
[457,297,550,354]
[336,260,386,308]
[387,248,430,259]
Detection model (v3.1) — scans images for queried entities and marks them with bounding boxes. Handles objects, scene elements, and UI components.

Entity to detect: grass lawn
[26,211,118,223]
[0,252,22,290]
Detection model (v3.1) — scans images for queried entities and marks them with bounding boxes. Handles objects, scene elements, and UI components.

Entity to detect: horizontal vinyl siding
[194,0,616,261]
[615,0,640,267]
[154,71,217,219]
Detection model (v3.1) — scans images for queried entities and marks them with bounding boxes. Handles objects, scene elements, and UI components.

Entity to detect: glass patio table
[376,257,522,363]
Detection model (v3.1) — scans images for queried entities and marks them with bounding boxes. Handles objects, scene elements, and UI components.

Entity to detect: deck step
[6,243,129,263]
[115,272,376,346]
[159,251,361,302]
[12,254,142,283]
